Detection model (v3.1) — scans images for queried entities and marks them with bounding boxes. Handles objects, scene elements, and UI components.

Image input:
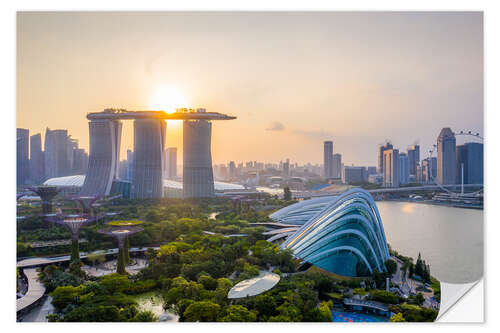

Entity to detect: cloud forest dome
[279,188,390,277]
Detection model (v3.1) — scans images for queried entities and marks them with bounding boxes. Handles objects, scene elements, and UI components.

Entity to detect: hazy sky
[17,12,483,165]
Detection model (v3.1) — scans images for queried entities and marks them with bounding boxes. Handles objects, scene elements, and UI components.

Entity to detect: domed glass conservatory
[273,188,390,277]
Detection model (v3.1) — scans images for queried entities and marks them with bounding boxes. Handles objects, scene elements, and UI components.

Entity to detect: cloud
[266,121,285,131]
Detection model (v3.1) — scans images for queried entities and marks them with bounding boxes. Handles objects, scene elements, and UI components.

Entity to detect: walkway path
[17,268,45,314]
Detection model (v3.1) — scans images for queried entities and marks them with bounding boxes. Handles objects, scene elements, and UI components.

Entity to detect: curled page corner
[436,279,483,322]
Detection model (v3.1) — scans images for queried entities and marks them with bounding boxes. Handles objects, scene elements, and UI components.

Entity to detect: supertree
[45,214,98,262]
[98,226,144,274]
[107,220,143,264]
[71,195,101,215]
[28,186,61,214]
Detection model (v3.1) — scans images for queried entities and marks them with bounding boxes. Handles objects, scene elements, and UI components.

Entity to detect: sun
[150,85,189,113]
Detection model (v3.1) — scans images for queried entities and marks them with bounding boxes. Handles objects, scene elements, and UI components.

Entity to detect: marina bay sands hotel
[79,108,236,199]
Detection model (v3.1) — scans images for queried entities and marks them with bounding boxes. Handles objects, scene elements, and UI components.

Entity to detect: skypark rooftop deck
[87,108,236,121]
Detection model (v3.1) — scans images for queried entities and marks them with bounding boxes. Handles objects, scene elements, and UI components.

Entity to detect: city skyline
[17,12,483,165]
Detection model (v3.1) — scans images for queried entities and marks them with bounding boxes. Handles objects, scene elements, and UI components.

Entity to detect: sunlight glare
[150,85,188,113]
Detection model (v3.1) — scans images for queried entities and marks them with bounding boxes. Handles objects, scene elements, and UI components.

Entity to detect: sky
[17,11,483,166]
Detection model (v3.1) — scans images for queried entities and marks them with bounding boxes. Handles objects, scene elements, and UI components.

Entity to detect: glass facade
[278,188,390,277]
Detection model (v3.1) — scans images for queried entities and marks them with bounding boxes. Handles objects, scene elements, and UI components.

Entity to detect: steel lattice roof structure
[273,188,390,277]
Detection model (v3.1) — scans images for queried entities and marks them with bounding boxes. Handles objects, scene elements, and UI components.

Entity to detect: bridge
[293,184,483,199]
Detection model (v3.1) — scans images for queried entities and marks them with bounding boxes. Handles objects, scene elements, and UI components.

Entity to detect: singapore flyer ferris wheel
[427,129,483,197]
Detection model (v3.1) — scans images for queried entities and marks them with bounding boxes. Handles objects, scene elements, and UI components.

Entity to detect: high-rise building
[283,159,290,177]
[72,148,88,174]
[17,128,29,185]
[183,120,215,198]
[456,144,469,185]
[80,120,122,196]
[126,149,134,181]
[343,166,366,184]
[464,142,483,184]
[383,148,399,187]
[332,154,342,179]
[324,141,333,179]
[407,145,420,177]
[166,147,178,179]
[29,133,45,184]
[229,161,236,179]
[131,119,166,199]
[437,128,457,185]
[421,157,437,184]
[398,153,410,185]
[366,166,377,176]
[44,128,72,179]
[378,142,393,175]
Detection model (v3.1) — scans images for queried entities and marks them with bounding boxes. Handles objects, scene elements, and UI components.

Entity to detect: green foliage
[198,274,218,290]
[219,305,257,322]
[62,305,121,322]
[390,312,406,322]
[183,300,221,322]
[100,273,130,294]
[369,290,398,304]
[385,259,397,277]
[50,285,85,311]
[388,304,438,322]
[129,310,158,322]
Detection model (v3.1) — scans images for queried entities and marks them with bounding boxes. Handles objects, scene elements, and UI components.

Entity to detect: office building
[183,120,215,198]
[398,153,409,185]
[343,166,366,184]
[466,142,483,184]
[456,142,483,185]
[29,133,45,184]
[324,141,333,179]
[383,148,399,187]
[332,154,342,179]
[126,150,134,181]
[44,128,71,179]
[421,157,437,184]
[407,145,420,177]
[72,148,88,174]
[437,128,457,185]
[378,142,393,175]
[131,119,166,199]
[166,147,178,179]
[17,128,30,185]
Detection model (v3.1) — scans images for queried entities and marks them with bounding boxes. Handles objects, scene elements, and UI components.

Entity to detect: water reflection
[377,201,483,283]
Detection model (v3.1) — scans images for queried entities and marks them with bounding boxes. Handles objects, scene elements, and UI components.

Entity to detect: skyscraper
[166,147,178,179]
[437,128,457,185]
[126,149,134,181]
[17,128,29,185]
[44,128,71,179]
[378,142,393,175]
[421,157,437,184]
[183,120,215,198]
[398,153,410,185]
[283,159,290,177]
[456,144,469,185]
[407,145,420,177]
[332,154,342,179]
[80,120,122,196]
[465,142,483,184]
[29,133,45,184]
[229,161,236,179]
[324,141,333,179]
[383,148,399,187]
[72,148,88,174]
[131,119,166,199]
